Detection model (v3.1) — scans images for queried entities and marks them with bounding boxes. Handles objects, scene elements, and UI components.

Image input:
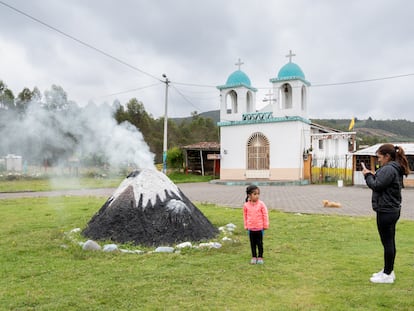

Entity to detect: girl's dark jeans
[249,230,264,258]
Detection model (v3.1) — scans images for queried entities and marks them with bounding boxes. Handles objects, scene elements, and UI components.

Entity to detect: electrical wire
[170,85,203,112]
[96,82,162,99]
[3,0,414,113]
[173,81,217,88]
[0,1,162,82]
[311,73,414,87]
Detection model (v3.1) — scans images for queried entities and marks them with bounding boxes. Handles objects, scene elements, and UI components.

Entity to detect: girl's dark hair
[245,185,259,202]
[377,143,410,176]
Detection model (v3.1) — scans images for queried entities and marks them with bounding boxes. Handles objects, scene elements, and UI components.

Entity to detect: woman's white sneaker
[372,269,383,277]
[371,270,395,280]
[370,272,395,283]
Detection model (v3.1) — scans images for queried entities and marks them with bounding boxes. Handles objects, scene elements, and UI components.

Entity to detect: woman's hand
[362,167,370,175]
[361,162,373,176]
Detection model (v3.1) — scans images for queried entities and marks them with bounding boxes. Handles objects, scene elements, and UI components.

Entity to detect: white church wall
[220,121,311,180]
[267,122,308,168]
[220,125,252,180]
[267,121,310,180]
[220,126,250,168]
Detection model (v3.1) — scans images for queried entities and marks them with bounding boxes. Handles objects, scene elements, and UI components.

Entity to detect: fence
[310,155,353,185]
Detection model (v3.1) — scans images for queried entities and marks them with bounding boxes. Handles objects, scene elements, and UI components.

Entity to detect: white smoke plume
[0,101,155,170]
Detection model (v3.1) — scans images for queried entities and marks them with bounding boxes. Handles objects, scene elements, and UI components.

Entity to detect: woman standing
[362,144,410,283]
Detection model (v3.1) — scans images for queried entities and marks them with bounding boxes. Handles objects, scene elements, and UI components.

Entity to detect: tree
[43,85,69,110]
[0,80,15,110]
[16,87,41,114]
[125,98,152,134]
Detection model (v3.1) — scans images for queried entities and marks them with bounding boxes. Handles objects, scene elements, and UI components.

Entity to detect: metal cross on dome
[235,58,244,70]
[286,50,296,63]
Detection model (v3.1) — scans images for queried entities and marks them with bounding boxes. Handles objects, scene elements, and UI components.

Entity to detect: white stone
[226,223,237,230]
[82,240,101,251]
[154,246,175,253]
[199,242,222,249]
[176,242,192,249]
[210,242,222,249]
[119,249,144,254]
[103,244,118,252]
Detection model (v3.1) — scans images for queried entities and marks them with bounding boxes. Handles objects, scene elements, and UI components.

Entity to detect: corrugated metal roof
[182,141,220,150]
[354,143,414,155]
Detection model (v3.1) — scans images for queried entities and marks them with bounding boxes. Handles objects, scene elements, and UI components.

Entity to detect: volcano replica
[83,169,218,246]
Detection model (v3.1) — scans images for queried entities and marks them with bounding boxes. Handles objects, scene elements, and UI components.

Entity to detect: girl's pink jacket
[243,200,269,230]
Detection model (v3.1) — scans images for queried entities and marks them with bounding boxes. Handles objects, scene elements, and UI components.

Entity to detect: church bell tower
[269,50,310,119]
[217,59,257,122]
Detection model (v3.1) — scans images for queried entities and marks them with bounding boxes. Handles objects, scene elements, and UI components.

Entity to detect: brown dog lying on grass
[322,200,341,208]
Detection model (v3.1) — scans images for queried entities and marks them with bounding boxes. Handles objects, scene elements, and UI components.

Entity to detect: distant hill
[311,118,414,143]
[172,111,414,143]
[171,110,220,124]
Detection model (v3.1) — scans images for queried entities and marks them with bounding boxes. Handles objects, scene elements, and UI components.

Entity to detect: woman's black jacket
[364,161,404,213]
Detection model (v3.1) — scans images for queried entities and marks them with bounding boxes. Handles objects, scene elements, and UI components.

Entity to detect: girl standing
[362,144,410,283]
[243,185,269,264]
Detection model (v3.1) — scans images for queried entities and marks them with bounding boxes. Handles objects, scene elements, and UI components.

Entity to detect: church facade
[217,52,355,182]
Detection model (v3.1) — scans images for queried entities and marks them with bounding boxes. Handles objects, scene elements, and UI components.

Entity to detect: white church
[216,51,356,182]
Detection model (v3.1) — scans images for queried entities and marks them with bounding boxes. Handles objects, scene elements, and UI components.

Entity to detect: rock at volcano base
[82,169,218,246]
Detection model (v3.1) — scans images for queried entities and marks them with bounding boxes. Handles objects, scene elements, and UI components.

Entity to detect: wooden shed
[182,142,220,176]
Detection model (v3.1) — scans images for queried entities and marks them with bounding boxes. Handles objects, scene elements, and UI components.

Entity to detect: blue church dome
[269,61,310,85]
[217,69,257,91]
[277,62,305,80]
[225,70,252,87]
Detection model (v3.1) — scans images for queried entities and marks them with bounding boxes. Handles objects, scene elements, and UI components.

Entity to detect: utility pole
[162,74,170,174]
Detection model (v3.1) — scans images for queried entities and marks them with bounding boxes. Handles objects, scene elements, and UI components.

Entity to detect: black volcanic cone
[82,169,218,246]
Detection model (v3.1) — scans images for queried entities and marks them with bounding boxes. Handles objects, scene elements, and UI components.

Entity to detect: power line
[3,0,414,112]
[173,81,217,88]
[254,72,414,90]
[170,85,203,112]
[96,82,161,99]
[0,1,162,82]
[311,73,414,87]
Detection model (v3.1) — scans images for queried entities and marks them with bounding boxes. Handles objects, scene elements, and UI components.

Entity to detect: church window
[247,132,270,170]
[281,84,292,109]
[301,85,306,111]
[246,91,253,112]
[225,90,238,114]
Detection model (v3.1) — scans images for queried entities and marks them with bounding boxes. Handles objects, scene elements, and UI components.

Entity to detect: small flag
[348,117,355,131]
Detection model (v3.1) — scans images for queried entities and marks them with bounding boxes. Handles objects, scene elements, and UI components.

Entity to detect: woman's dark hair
[376,143,410,176]
[245,185,259,202]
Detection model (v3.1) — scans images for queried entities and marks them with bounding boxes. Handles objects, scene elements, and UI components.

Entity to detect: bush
[167,147,184,170]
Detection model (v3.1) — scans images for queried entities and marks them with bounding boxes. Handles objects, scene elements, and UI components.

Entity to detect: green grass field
[0,172,213,193]
[1,195,414,310]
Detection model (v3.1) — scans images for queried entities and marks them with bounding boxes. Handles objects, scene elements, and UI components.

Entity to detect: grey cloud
[1,0,414,119]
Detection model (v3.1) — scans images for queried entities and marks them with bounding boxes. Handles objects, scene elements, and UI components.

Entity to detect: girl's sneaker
[257,258,264,264]
[250,258,257,264]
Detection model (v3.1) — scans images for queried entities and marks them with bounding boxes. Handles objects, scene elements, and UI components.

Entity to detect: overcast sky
[1,0,414,120]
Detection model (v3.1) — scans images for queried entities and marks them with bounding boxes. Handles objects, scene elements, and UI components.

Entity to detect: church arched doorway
[246,132,270,178]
